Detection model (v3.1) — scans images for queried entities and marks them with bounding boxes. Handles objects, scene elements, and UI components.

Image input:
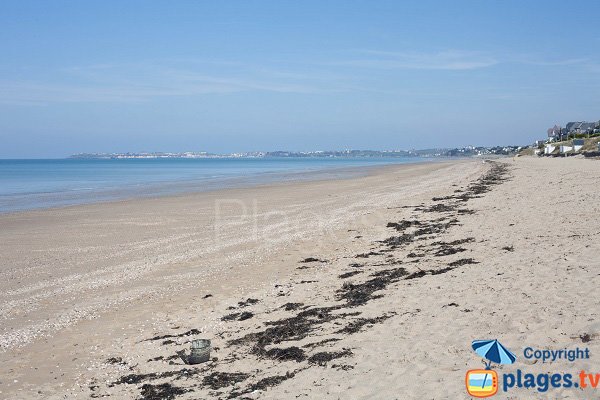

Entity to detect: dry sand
[0,157,599,399]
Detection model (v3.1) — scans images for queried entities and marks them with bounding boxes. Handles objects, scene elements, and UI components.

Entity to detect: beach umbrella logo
[466,339,516,398]
[472,339,516,368]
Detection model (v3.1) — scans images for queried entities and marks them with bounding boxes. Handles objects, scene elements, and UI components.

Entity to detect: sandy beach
[1,157,599,399]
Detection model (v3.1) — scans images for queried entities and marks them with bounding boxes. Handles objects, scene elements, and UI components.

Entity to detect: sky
[1,0,600,158]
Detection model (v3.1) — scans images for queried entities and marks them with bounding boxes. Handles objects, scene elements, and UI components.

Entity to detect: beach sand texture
[0,157,599,399]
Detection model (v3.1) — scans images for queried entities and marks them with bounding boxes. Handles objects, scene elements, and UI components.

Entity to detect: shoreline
[0,158,448,215]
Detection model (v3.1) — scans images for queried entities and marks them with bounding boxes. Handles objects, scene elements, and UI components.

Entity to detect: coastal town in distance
[70,119,600,160]
[70,146,524,159]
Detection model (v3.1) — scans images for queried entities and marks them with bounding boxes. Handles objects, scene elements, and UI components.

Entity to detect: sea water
[0,157,428,213]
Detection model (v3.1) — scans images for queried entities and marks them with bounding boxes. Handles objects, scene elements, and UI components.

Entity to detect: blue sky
[1,0,599,158]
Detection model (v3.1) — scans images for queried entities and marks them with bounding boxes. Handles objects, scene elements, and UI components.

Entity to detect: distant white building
[544,144,556,155]
[560,145,573,154]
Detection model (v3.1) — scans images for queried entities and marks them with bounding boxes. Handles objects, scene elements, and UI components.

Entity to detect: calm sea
[0,157,428,213]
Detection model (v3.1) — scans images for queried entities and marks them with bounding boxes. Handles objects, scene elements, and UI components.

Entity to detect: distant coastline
[69,146,524,159]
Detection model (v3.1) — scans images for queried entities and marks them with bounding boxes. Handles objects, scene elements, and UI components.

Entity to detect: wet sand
[1,157,599,399]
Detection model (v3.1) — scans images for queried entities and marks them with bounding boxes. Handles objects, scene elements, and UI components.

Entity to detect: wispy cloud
[331,50,498,70]
[0,62,339,105]
[511,56,588,66]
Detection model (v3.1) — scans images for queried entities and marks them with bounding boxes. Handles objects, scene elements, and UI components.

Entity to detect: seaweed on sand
[308,348,353,366]
[424,203,457,213]
[447,258,478,267]
[105,357,127,365]
[386,220,421,231]
[430,238,475,246]
[249,372,296,390]
[140,383,190,400]
[433,246,467,257]
[236,298,259,307]
[378,234,414,249]
[350,262,365,268]
[143,329,201,342]
[202,371,250,390]
[229,306,342,349]
[355,251,382,258]
[412,218,459,237]
[303,338,341,349]
[457,208,476,215]
[431,195,456,201]
[112,368,200,386]
[335,314,395,334]
[281,302,304,311]
[221,311,254,322]
[461,162,510,199]
[414,239,473,257]
[405,258,479,281]
[337,267,408,306]
[300,257,326,263]
[264,346,306,362]
[338,270,363,279]
[228,372,298,398]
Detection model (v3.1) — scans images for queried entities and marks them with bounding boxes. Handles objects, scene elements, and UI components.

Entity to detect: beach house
[544,144,557,155]
[573,139,585,152]
[560,145,573,154]
[547,125,563,140]
[565,121,597,134]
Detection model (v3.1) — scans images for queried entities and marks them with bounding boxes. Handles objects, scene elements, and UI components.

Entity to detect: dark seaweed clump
[140,383,189,400]
[105,357,126,365]
[433,246,466,257]
[303,338,341,349]
[337,267,408,306]
[425,203,457,213]
[349,262,364,268]
[230,306,341,351]
[202,372,250,390]
[300,257,326,263]
[338,270,363,279]
[448,258,478,267]
[237,298,259,307]
[580,333,592,343]
[355,251,381,258]
[386,220,421,231]
[222,311,254,322]
[308,349,353,366]
[281,302,304,311]
[335,314,395,334]
[250,372,295,390]
[264,346,306,362]
[112,368,200,386]
[144,329,201,342]
[229,372,297,398]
